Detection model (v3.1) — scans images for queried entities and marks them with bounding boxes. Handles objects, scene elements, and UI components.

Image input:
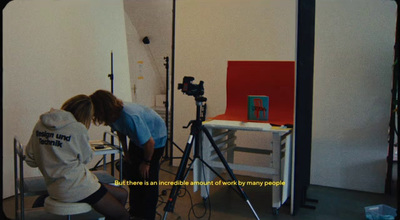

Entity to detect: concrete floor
[4,160,397,220]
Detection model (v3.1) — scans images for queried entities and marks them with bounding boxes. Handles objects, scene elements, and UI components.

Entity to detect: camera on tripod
[164,78,260,220]
[178,76,204,97]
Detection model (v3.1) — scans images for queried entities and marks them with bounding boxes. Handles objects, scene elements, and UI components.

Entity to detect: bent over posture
[90,90,167,220]
[25,95,129,220]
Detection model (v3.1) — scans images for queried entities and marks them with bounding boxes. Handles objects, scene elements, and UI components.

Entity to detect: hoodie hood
[40,109,77,129]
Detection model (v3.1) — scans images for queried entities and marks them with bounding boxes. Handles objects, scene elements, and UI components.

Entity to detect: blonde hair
[61,95,93,129]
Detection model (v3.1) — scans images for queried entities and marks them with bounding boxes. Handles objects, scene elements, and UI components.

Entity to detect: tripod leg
[202,126,260,220]
[163,133,195,219]
[196,157,242,196]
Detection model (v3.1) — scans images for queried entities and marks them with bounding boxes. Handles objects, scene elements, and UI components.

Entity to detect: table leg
[103,155,107,171]
[272,132,282,211]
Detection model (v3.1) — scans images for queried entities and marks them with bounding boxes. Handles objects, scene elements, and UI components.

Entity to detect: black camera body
[178,76,204,97]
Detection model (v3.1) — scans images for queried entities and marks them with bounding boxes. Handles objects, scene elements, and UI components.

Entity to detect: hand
[139,162,150,179]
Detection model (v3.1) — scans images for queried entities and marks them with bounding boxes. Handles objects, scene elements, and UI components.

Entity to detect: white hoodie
[25,109,100,202]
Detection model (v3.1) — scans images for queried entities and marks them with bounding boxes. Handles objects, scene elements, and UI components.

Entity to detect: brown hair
[61,95,93,129]
[90,90,123,125]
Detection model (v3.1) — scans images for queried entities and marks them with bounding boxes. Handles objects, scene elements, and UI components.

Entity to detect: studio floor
[3,160,397,220]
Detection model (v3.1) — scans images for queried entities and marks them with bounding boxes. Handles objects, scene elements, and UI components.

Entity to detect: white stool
[44,197,92,220]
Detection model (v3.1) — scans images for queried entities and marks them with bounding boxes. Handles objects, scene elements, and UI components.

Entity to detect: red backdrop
[212,61,295,125]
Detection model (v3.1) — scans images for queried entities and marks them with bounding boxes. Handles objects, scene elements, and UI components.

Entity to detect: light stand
[92,51,116,171]
[108,51,114,94]
[163,57,171,160]
[161,57,186,166]
[108,51,115,176]
[162,92,260,220]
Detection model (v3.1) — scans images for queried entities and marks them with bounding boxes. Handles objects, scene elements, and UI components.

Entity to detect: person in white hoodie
[25,95,130,220]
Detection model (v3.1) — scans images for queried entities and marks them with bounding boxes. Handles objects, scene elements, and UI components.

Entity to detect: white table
[90,131,123,182]
[193,120,294,214]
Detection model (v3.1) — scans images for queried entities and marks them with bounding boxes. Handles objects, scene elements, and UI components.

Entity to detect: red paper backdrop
[212,61,295,125]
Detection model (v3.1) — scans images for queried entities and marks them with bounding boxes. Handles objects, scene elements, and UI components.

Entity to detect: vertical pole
[19,145,25,220]
[110,51,114,93]
[110,51,115,176]
[169,0,176,165]
[2,3,10,218]
[395,3,400,220]
[294,0,316,214]
[164,57,170,159]
[14,139,18,220]
[385,1,399,194]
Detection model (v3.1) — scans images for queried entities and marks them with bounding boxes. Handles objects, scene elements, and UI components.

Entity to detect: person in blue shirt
[90,90,167,220]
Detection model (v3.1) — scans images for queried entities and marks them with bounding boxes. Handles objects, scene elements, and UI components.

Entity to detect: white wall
[174,0,396,193]
[123,12,166,107]
[311,0,396,193]
[124,0,172,107]
[3,0,131,198]
[174,0,297,170]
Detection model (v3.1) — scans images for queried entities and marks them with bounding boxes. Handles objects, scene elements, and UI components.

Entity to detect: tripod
[163,95,260,220]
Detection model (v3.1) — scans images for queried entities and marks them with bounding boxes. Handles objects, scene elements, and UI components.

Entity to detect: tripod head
[178,76,207,127]
[178,76,204,98]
